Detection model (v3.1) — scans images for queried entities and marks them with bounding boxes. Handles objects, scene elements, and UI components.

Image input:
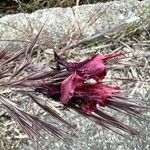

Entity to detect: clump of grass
[0,0,114,15]
[0,21,149,150]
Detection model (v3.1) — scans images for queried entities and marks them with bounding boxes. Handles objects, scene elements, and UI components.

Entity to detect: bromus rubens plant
[0,25,149,145]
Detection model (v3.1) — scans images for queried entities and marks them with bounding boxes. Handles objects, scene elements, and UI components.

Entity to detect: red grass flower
[54,51,123,109]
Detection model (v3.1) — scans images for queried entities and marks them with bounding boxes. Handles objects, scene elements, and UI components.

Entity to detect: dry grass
[0,1,150,149]
[0,0,113,16]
